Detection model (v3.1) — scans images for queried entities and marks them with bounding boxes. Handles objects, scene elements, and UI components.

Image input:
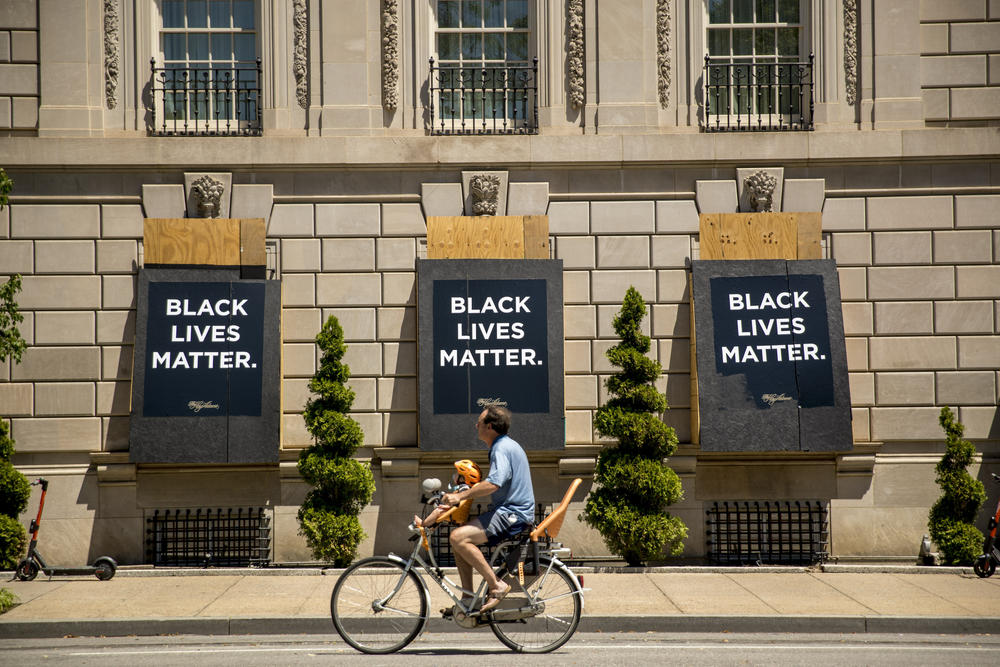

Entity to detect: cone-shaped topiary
[0,421,30,570]
[297,316,375,566]
[928,407,987,565]
[581,286,687,566]
[0,267,29,570]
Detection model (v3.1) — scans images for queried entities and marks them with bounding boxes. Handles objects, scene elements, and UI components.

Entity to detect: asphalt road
[3,632,1000,666]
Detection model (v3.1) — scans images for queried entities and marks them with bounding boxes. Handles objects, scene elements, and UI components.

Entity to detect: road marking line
[67,643,1000,657]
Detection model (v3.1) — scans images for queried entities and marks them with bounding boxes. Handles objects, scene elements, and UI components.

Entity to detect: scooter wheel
[94,557,116,581]
[973,555,995,578]
[16,558,39,582]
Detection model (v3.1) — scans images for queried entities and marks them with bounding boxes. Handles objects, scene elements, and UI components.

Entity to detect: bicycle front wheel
[331,557,427,654]
[489,557,582,653]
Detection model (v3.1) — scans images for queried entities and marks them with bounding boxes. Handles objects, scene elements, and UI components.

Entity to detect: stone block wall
[827,184,1000,556]
[3,203,141,455]
[3,163,999,564]
[0,0,39,134]
[920,0,1000,122]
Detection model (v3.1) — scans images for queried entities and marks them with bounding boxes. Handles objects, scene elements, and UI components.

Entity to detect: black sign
[710,274,832,409]
[432,278,549,414]
[417,259,565,451]
[129,268,281,464]
[692,260,852,452]
[143,281,265,417]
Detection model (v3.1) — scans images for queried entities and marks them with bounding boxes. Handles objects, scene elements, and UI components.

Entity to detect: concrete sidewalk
[2,565,999,639]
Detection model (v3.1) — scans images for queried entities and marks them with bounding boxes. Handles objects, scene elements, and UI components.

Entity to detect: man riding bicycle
[439,405,535,613]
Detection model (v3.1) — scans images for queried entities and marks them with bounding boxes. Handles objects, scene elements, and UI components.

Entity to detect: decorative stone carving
[567,0,585,109]
[382,0,399,110]
[104,0,119,109]
[293,0,308,109]
[192,176,225,218]
[744,170,778,212]
[656,0,671,108]
[844,0,857,106]
[470,174,501,216]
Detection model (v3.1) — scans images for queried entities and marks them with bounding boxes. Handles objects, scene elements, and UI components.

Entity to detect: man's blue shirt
[485,434,535,524]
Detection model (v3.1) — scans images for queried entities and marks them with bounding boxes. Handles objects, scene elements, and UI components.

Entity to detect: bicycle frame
[384,521,579,623]
[975,473,1000,578]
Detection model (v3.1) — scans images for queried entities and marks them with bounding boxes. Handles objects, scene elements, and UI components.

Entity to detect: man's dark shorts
[477,509,531,547]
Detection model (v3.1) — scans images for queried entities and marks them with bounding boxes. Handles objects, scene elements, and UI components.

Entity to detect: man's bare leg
[449,522,501,597]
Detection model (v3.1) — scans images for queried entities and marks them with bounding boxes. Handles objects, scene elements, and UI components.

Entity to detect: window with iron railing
[703,55,814,131]
[148,0,261,136]
[702,0,813,131]
[428,0,538,135]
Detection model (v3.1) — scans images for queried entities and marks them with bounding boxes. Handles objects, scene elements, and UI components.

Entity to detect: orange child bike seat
[433,498,474,525]
[530,478,582,543]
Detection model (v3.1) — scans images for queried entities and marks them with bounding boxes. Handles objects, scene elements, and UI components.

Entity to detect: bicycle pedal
[439,606,454,619]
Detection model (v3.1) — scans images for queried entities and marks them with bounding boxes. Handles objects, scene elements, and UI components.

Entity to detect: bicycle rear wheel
[331,557,427,654]
[489,557,582,653]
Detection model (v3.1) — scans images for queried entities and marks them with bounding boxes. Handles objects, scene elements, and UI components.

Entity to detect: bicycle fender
[542,557,587,611]
[384,553,433,627]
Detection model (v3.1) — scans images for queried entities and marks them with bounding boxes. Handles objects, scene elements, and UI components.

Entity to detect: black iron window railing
[145,507,271,567]
[148,58,262,136]
[703,54,814,132]
[706,500,828,565]
[428,57,539,135]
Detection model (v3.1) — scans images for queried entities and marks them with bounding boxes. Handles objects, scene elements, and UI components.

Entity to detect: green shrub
[0,461,30,517]
[928,407,987,565]
[297,316,375,567]
[0,420,30,569]
[0,514,27,571]
[0,587,19,614]
[581,287,687,566]
[0,419,15,463]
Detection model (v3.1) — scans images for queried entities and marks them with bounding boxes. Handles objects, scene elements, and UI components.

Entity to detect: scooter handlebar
[31,478,49,490]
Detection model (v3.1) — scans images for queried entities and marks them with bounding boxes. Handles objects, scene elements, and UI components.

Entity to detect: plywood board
[796,211,822,260]
[699,213,801,260]
[427,216,529,259]
[698,214,725,260]
[522,215,550,258]
[239,218,266,266]
[144,218,240,266]
[689,274,700,446]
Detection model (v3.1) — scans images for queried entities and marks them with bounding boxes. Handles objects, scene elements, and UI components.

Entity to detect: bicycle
[330,477,586,654]
[974,472,1000,578]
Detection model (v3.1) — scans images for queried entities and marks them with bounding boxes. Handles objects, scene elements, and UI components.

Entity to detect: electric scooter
[974,473,1000,578]
[15,478,117,581]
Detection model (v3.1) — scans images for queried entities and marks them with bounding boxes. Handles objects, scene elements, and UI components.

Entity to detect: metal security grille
[146,507,271,567]
[430,503,550,566]
[706,500,828,565]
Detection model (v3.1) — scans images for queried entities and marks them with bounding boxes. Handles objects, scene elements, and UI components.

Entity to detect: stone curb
[10,563,971,578]
[2,615,997,640]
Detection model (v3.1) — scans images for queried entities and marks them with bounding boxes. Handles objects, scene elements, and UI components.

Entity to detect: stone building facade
[1,0,998,565]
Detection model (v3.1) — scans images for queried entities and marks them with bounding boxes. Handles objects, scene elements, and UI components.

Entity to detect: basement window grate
[145,507,272,567]
[706,500,829,566]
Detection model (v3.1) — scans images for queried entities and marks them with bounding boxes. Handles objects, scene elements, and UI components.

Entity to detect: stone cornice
[1,128,998,170]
